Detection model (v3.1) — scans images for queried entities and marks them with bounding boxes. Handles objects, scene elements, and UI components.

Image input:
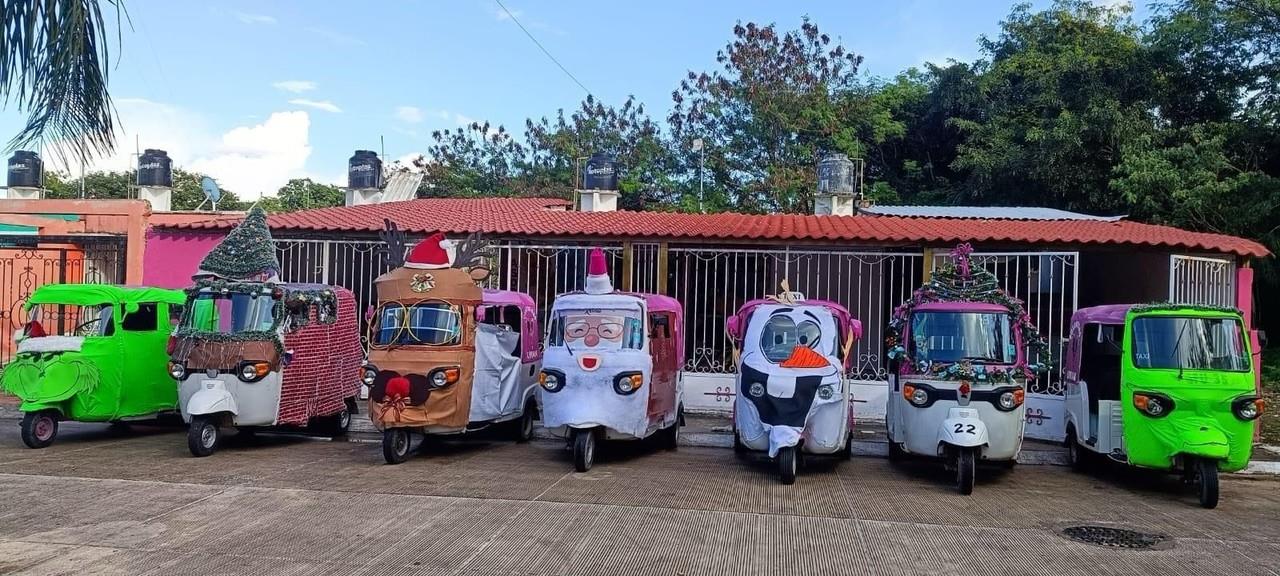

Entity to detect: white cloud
[288,99,342,113]
[272,80,317,93]
[395,106,425,123]
[190,112,312,200]
[236,12,276,25]
[306,26,364,46]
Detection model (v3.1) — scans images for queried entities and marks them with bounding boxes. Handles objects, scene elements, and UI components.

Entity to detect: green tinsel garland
[1131,302,1243,316]
[198,206,280,279]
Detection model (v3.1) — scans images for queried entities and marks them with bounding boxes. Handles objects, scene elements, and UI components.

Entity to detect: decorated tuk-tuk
[539,247,684,472]
[885,244,1044,494]
[726,282,863,485]
[1063,303,1260,508]
[2,284,186,448]
[366,226,542,464]
[169,208,364,456]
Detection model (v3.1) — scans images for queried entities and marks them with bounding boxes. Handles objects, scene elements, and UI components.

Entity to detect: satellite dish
[200,176,222,203]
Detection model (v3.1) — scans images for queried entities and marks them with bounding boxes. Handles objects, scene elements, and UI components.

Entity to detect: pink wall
[143,228,225,289]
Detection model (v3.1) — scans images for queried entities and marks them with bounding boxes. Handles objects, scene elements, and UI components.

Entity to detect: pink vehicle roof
[1071,304,1134,326]
[481,288,536,308]
[479,288,541,362]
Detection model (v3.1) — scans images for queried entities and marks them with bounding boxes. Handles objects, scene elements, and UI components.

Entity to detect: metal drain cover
[1061,526,1168,549]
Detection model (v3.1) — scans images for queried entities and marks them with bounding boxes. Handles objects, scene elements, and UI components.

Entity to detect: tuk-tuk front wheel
[187,416,219,458]
[955,448,976,495]
[777,446,798,485]
[1193,458,1219,509]
[572,428,596,472]
[20,410,58,449]
[382,428,410,465]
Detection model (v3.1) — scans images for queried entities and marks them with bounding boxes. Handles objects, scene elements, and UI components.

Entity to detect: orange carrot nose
[780,345,830,369]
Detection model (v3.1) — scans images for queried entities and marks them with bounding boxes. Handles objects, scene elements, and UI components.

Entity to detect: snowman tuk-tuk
[169,208,365,456]
[885,244,1045,494]
[366,227,542,464]
[539,247,684,472]
[2,284,186,448]
[1063,303,1260,508]
[725,284,863,485]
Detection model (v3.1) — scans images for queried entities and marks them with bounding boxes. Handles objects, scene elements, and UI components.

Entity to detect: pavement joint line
[139,486,233,525]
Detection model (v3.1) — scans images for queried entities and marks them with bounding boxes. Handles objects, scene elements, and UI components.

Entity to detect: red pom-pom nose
[386,376,410,399]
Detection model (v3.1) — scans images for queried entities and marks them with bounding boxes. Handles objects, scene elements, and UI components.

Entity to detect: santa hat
[405,232,455,269]
[584,247,613,294]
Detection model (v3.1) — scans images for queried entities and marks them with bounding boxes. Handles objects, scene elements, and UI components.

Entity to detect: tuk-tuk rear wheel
[513,400,536,443]
[1065,425,1090,473]
[382,428,410,465]
[956,448,976,495]
[187,416,219,458]
[778,446,798,485]
[1194,458,1219,509]
[20,410,58,449]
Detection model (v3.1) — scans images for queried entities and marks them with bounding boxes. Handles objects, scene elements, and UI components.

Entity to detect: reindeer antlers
[452,232,493,269]
[379,219,407,268]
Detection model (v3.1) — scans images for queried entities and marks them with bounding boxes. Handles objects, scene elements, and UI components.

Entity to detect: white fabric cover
[540,347,653,437]
[470,324,524,421]
[734,304,845,457]
[17,336,85,354]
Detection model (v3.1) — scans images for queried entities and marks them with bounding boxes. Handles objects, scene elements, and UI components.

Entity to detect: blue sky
[0,0,1145,199]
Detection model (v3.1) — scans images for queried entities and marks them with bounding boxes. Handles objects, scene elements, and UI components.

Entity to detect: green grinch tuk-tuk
[1063,303,1262,508]
[2,284,187,448]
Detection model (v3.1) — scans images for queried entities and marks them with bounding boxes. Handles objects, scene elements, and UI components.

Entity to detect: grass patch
[1261,350,1280,446]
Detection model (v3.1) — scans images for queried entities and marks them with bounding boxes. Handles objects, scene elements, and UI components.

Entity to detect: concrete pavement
[0,421,1278,575]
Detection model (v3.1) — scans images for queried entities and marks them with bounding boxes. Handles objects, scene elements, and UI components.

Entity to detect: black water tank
[7,150,42,188]
[136,149,173,187]
[582,153,618,190]
[817,153,856,196]
[348,150,382,189]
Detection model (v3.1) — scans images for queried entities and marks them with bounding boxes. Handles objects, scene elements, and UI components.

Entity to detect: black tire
[733,431,748,456]
[187,416,219,457]
[345,397,359,416]
[1065,425,1089,473]
[778,446,798,485]
[108,420,131,434]
[513,400,535,443]
[20,410,58,449]
[318,406,351,438]
[663,405,683,451]
[956,448,976,495]
[382,428,410,465]
[1195,458,1220,509]
[844,433,855,460]
[572,428,595,472]
[887,440,906,463]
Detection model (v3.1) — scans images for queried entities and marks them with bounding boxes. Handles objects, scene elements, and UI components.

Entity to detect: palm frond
[1,0,127,164]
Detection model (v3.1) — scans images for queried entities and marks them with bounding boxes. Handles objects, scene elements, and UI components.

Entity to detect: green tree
[2,0,123,161]
[259,178,343,213]
[414,122,527,198]
[41,168,248,211]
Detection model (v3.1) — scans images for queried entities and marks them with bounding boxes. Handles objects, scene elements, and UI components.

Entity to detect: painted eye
[597,322,623,339]
[799,321,822,349]
[565,322,589,337]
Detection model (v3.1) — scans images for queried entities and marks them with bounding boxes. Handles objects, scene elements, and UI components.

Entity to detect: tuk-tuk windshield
[182,292,278,334]
[374,302,462,346]
[910,311,1015,364]
[548,309,644,351]
[1131,315,1249,372]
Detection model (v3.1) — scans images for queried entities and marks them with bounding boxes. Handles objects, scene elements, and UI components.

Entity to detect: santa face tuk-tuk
[2,284,185,448]
[366,230,543,464]
[539,248,684,472]
[726,289,863,485]
[170,281,364,456]
[885,244,1043,494]
[1063,303,1260,508]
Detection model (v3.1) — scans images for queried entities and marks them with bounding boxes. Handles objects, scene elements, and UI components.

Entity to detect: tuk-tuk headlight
[539,370,565,393]
[237,361,271,383]
[817,384,834,400]
[1232,396,1264,421]
[1133,392,1174,418]
[904,384,930,407]
[613,371,643,395]
[429,367,460,389]
[995,388,1025,412]
[361,366,378,386]
[167,361,186,380]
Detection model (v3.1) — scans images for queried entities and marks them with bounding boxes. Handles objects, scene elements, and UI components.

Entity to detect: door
[115,302,174,417]
[647,312,678,423]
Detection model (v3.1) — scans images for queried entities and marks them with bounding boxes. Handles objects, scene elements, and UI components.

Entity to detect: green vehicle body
[1119,306,1256,473]
[2,284,186,421]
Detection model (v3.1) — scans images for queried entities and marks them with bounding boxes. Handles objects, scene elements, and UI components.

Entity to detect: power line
[493,0,592,97]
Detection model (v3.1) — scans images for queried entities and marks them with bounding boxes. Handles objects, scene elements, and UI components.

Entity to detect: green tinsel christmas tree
[197,207,281,280]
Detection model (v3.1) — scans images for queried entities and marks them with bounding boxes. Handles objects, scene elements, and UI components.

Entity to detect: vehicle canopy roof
[481,288,536,308]
[551,291,683,319]
[730,298,857,340]
[1072,303,1244,327]
[25,284,186,309]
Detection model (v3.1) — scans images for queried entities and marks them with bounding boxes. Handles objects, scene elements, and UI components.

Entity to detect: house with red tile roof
[148,196,1267,436]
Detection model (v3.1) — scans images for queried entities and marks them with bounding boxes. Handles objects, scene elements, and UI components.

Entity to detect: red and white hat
[584,247,613,294]
[405,232,455,269]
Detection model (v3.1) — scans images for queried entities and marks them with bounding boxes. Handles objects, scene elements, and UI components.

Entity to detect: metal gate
[1169,255,1235,307]
[1,235,127,365]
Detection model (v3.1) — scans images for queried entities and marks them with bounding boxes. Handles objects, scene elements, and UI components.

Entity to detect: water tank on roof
[7,150,42,188]
[582,153,618,191]
[817,153,857,197]
[136,149,173,187]
[348,150,383,189]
